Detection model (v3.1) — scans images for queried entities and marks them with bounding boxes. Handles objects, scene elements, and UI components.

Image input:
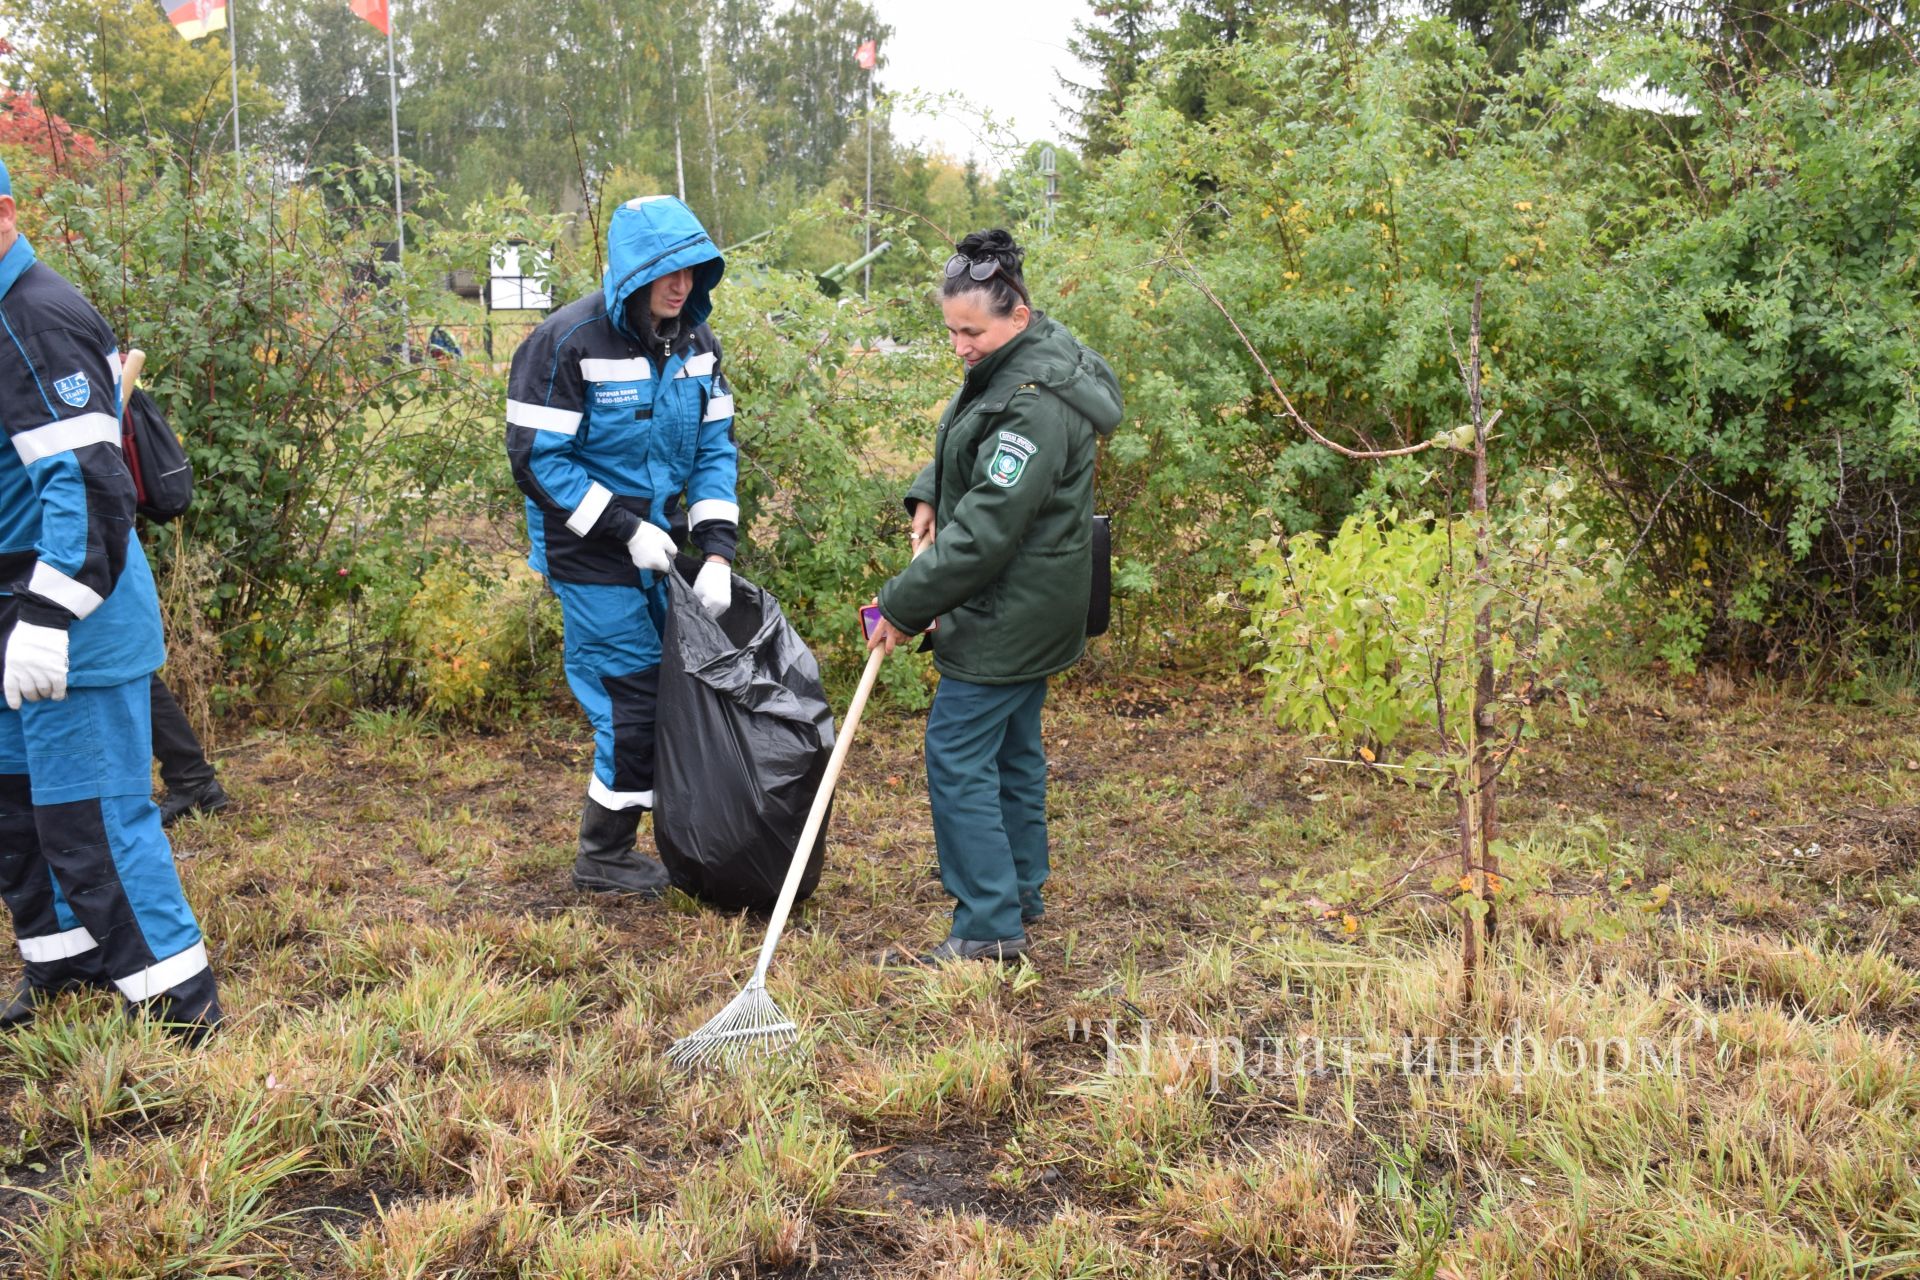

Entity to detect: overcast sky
[867,0,1094,169]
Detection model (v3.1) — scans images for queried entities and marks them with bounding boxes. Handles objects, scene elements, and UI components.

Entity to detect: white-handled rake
[668,645,886,1070]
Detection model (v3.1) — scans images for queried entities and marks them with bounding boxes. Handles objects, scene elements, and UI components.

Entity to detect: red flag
[856,38,877,70]
[351,0,390,35]
[163,0,228,41]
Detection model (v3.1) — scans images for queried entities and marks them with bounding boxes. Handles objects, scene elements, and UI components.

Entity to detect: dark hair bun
[956,228,1024,272]
[943,227,1032,317]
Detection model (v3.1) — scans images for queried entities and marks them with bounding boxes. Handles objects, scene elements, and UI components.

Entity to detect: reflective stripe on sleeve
[12,413,120,465]
[566,482,614,537]
[702,393,735,423]
[506,400,583,434]
[687,499,739,528]
[28,561,105,619]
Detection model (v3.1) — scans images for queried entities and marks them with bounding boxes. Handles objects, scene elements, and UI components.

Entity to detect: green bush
[1568,51,1920,673]
[1047,17,1920,676]
[1241,476,1603,765]
[1044,17,1607,659]
[705,208,956,705]
[399,557,562,722]
[28,142,497,701]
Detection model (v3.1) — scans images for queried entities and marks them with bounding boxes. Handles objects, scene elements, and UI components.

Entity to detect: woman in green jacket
[869,229,1123,963]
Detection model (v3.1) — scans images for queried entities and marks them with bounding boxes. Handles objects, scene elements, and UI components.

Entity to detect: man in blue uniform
[507,196,739,895]
[0,158,220,1040]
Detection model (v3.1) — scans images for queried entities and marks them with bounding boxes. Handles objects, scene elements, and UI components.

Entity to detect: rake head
[667,979,798,1071]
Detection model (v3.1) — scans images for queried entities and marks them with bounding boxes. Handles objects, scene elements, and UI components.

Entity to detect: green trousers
[924,675,1049,942]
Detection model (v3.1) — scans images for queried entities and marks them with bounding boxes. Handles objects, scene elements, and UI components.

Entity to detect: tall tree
[0,0,275,149]
[1445,0,1574,77]
[755,0,888,193]
[1618,0,1918,85]
[1062,0,1163,160]
[241,0,396,173]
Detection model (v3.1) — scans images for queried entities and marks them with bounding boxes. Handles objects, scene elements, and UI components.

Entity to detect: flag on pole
[164,0,229,41]
[856,38,877,70]
[350,0,390,35]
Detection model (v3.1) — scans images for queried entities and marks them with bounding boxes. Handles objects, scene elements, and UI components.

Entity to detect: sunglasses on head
[944,253,1031,307]
[945,252,1013,283]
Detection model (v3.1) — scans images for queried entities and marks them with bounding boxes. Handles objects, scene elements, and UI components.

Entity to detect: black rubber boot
[572,798,670,897]
[138,967,224,1047]
[159,779,231,828]
[0,979,51,1030]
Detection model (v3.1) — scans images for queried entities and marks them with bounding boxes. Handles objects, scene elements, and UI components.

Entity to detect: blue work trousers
[924,676,1050,942]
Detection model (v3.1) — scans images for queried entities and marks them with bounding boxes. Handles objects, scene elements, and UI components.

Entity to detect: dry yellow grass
[0,670,1915,1276]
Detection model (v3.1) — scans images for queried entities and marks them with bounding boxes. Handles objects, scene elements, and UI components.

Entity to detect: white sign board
[488,243,553,311]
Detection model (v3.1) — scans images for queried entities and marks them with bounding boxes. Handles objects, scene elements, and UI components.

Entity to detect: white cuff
[566,482,614,537]
[687,499,739,528]
[589,776,654,811]
[114,939,209,1003]
[28,561,105,620]
[19,924,99,963]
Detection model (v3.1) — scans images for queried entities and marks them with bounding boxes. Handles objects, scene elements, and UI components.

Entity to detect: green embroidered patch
[988,445,1029,488]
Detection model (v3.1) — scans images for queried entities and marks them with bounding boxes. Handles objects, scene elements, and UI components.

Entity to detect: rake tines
[667,979,797,1069]
[667,648,885,1074]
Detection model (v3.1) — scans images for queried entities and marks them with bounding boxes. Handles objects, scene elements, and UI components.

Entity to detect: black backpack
[1087,513,1111,637]
[121,388,193,522]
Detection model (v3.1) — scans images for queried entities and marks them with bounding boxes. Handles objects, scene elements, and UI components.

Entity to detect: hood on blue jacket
[603,196,725,339]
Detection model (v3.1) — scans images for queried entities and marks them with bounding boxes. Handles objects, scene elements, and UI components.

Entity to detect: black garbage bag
[654,561,836,912]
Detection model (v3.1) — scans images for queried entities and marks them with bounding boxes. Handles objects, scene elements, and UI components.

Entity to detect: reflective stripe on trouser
[924,676,1050,943]
[0,677,212,1005]
[552,577,667,810]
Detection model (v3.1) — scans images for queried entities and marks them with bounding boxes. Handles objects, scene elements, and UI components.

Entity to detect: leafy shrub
[712,208,955,704]
[1044,18,1612,657]
[399,557,562,721]
[1569,50,1920,673]
[25,142,496,697]
[1050,17,1920,675]
[1241,475,1605,765]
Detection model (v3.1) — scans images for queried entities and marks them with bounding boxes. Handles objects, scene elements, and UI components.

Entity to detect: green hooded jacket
[877,312,1123,685]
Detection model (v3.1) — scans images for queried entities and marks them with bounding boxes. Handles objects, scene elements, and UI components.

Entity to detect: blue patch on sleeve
[54,372,90,408]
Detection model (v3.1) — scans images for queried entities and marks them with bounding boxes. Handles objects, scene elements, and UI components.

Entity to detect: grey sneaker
[883,932,1030,967]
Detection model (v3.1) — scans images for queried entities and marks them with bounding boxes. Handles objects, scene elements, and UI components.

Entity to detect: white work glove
[4,622,69,710]
[626,522,677,575]
[693,560,731,616]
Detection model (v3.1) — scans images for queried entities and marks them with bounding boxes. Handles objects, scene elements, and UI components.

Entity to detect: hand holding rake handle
[668,644,887,1069]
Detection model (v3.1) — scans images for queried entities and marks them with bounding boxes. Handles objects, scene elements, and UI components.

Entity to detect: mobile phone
[860,603,884,641]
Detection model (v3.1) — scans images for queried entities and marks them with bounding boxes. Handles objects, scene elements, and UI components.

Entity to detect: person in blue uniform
[506,196,739,896]
[0,158,221,1040]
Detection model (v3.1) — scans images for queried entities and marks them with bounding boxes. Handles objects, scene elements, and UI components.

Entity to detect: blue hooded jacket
[507,197,738,584]
[0,233,164,686]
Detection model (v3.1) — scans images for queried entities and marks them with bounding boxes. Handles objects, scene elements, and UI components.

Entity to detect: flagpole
[384,5,408,360]
[863,63,873,298]
[227,0,242,154]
